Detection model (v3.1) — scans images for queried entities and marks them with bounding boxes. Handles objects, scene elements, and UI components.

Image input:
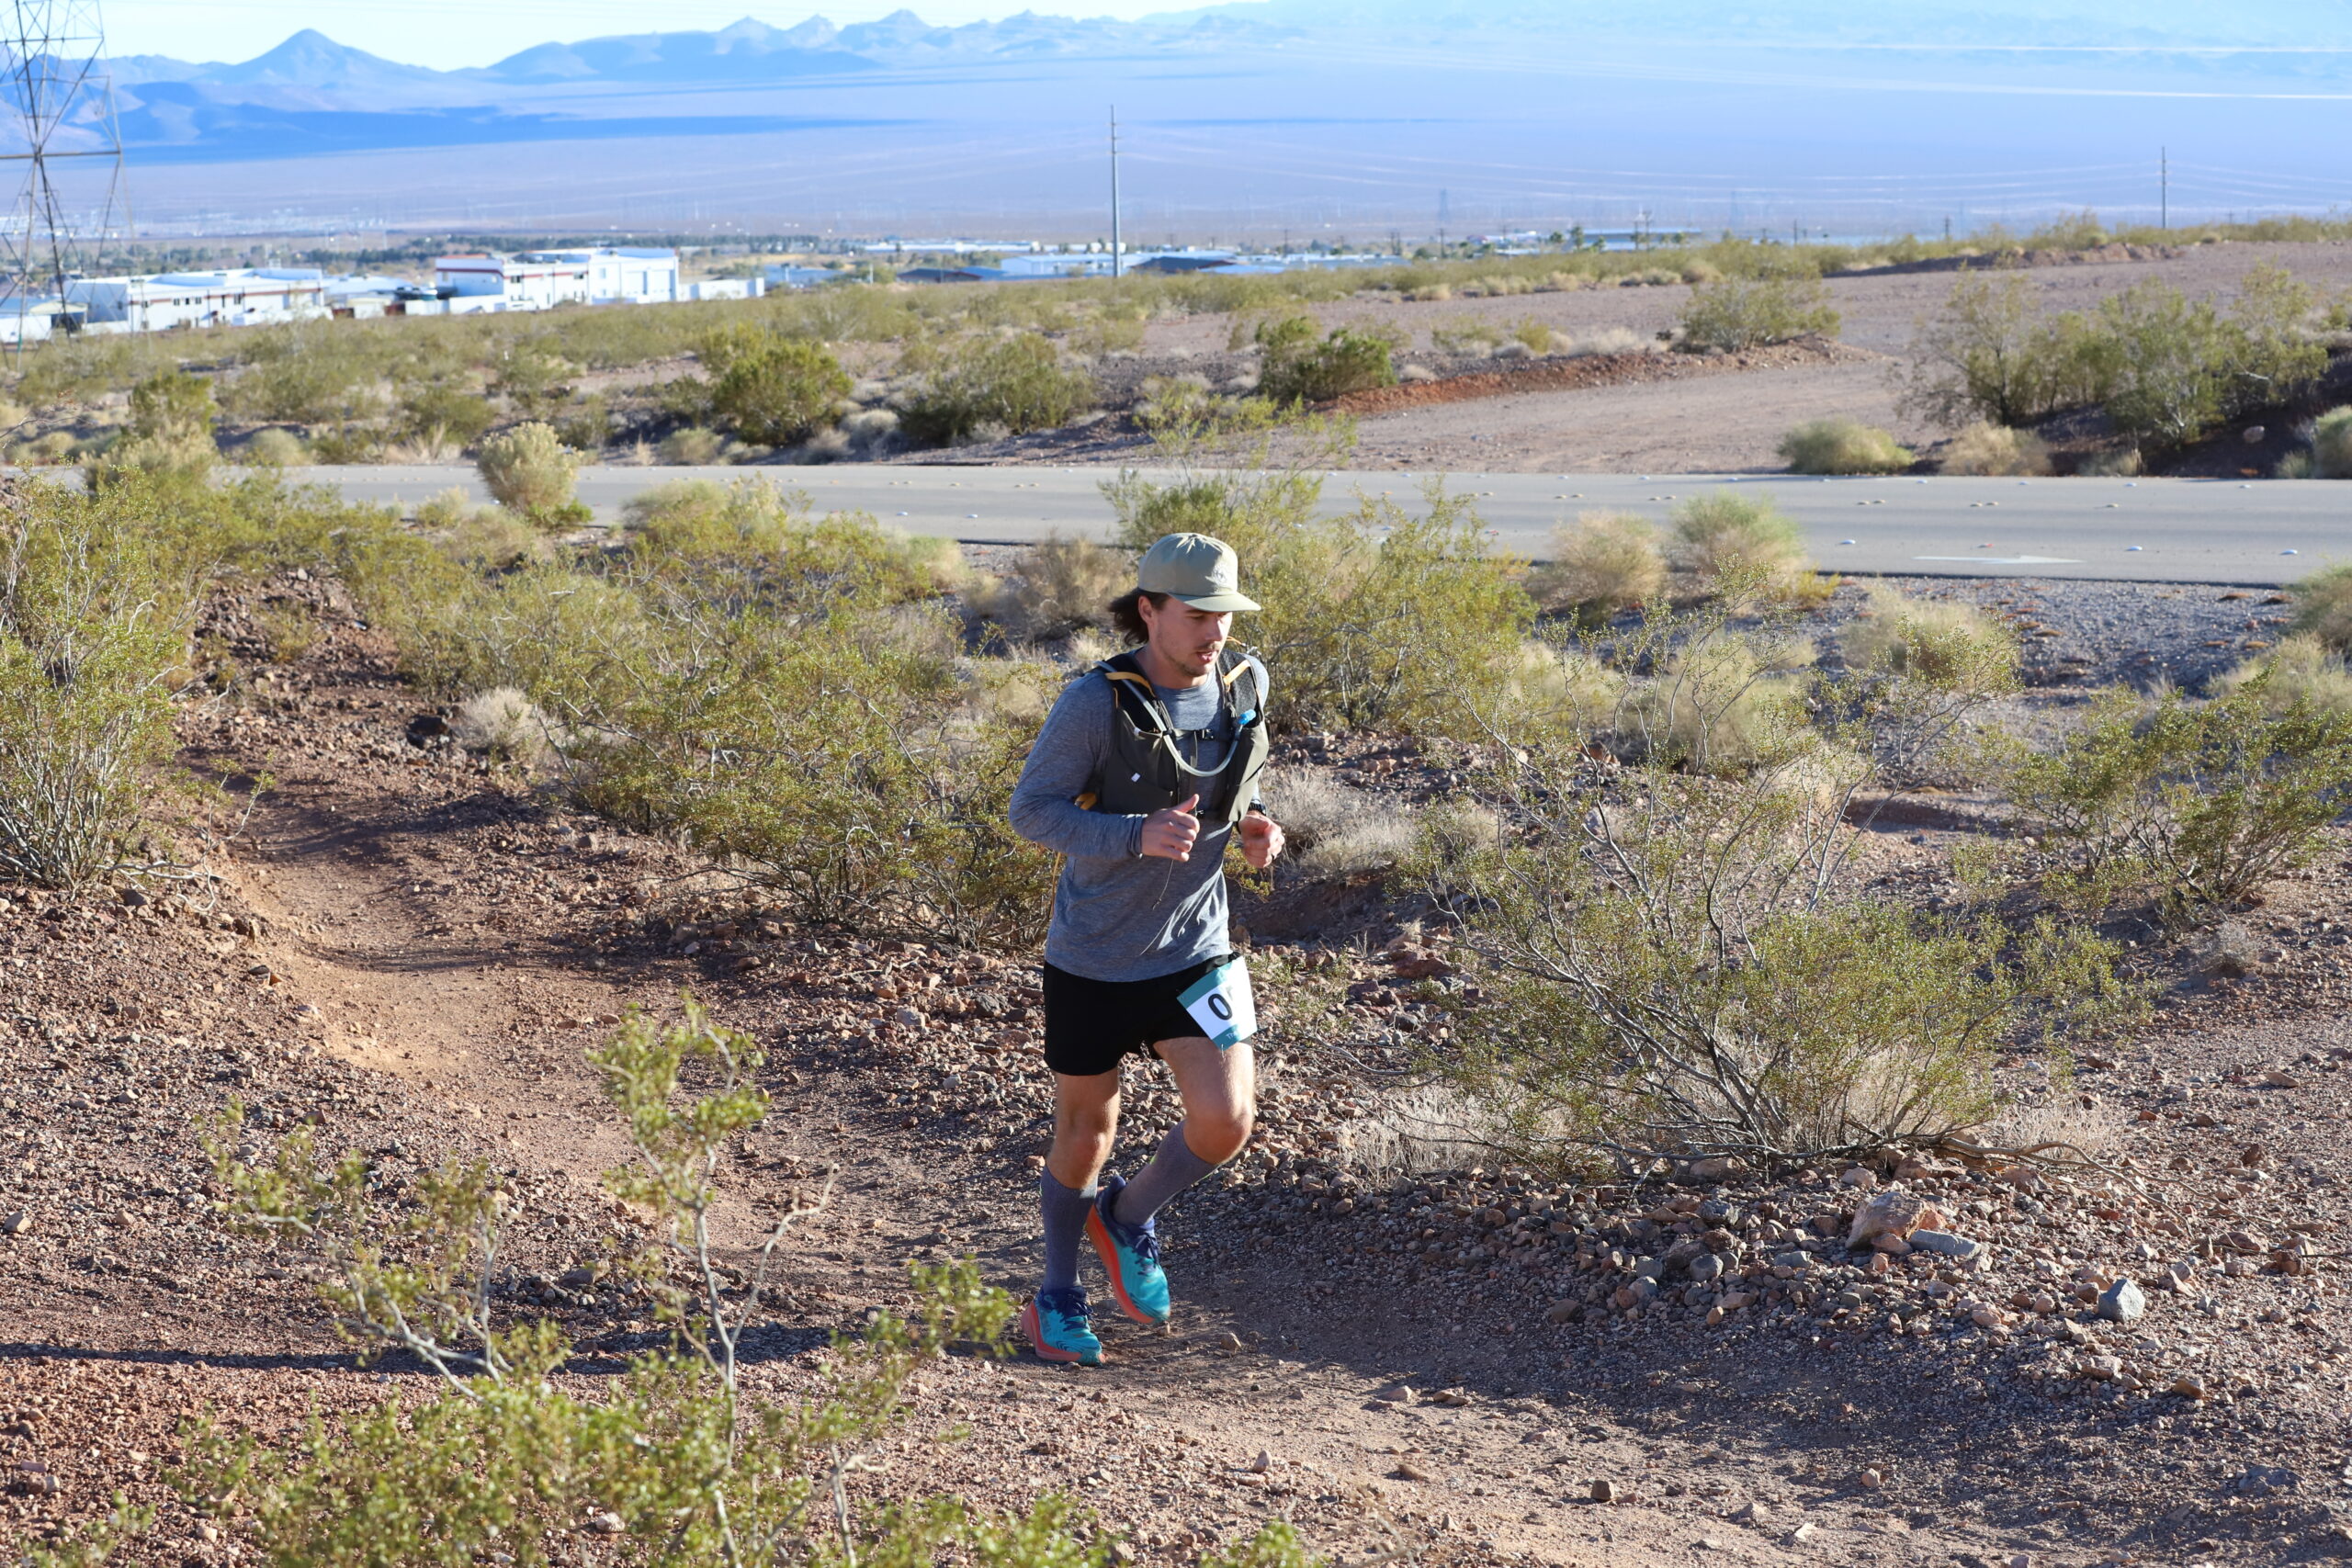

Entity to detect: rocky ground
[6,564,2352,1565]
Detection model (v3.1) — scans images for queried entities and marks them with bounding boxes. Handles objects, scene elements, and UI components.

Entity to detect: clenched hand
[1140,795,1203,862]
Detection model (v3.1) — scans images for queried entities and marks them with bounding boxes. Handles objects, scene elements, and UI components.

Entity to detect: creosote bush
[2002,677,2352,927]
[1252,315,1398,404]
[0,474,198,887]
[898,332,1096,446]
[679,326,852,447]
[2220,633,2352,717]
[93,369,219,481]
[1419,594,2123,1170]
[1526,511,1664,626]
[476,422,590,529]
[1939,421,2052,476]
[1675,275,1839,353]
[2302,405,2352,478]
[2289,561,2352,651]
[1777,418,1912,475]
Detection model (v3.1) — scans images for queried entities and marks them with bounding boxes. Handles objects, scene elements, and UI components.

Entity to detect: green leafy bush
[2290,561,2352,650]
[1668,491,1826,605]
[0,476,198,886]
[476,422,589,529]
[684,326,852,447]
[1777,417,1913,475]
[1526,512,1664,626]
[2004,680,2352,926]
[899,333,1096,446]
[1676,275,1839,353]
[2219,634,2352,717]
[1253,316,1398,404]
[237,428,311,468]
[2305,405,2352,478]
[1422,599,2120,1168]
[397,379,496,447]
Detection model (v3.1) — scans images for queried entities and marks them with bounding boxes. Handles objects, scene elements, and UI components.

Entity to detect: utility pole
[1108,107,1123,279]
[2160,146,2168,231]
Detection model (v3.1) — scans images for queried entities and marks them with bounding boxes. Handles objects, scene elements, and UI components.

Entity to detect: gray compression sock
[1112,1122,1221,1227]
[1040,1169,1095,1293]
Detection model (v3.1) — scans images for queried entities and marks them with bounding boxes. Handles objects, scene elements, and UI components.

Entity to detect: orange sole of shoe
[1085,1209,1161,1326]
[1020,1300,1093,1364]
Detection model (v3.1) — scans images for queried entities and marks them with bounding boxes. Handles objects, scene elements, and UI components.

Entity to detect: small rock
[2007,1556,2033,1568]
[117,886,149,908]
[0,1211,28,1237]
[1787,1521,1818,1545]
[582,1512,625,1535]
[1394,1461,1430,1482]
[1589,1478,1618,1504]
[1370,1383,1415,1404]
[2263,1068,2301,1089]
[892,1007,925,1031]
[1544,1300,1581,1325]
[1838,1167,1879,1190]
[1732,1500,1769,1525]
[2168,1372,2208,1399]
[2075,1354,2123,1382]
[1249,1450,1274,1473]
[1848,1189,1939,1249]
[1908,1228,1985,1261]
[2096,1278,2146,1324]
[1688,1156,1740,1181]
[1856,1467,1883,1491]
[1970,1305,2003,1329]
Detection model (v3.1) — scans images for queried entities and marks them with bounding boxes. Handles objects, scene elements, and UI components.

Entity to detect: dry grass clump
[1559,327,1648,358]
[2222,634,2352,716]
[967,532,1131,637]
[1778,418,1913,475]
[238,427,311,468]
[1840,585,2013,681]
[1508,640,1624,733]
[477,423,587,528]
[1526,512,1664,625]
[1939,422,2052,476]
[450,685,557,765]
[1268,766,1420,879]
[2296,406,2352,479]
[2290,564,2352,652]
[1668,491,1826,605]
[657,427,727,464]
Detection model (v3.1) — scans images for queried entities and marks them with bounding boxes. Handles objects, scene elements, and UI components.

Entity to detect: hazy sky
[104,0,1159,70]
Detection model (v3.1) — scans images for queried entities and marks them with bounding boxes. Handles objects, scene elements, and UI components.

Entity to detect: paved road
[310,465,2352,587]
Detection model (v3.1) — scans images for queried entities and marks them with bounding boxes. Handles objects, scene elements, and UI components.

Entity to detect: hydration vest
[1075,647,1270,828]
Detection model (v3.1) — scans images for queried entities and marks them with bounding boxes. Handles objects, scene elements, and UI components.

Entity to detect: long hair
[1106,588,1168,646]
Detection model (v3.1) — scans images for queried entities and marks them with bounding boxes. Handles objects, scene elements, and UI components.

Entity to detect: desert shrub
[2290,562,2352,651]
[1837,587,2020,784]
[1527,511,1664,626]
[2305,405,2352,478]
[1507,640,1625,735]
[1560,326,1648,358]
[1676,275,1839,353]
[450,685,555,764]
[967,531,1131,637]
[489,345,577,422]
[423,500,541,571]
[1841,585,2017,685]
[1253,316,1398,404]
[1107,471,1530,738]
[92,369,217,480]
[1939,421,2052,476]
[476,422,589,529]
[223,324,380,426]
[1904,266,2326,445]
[2219,634,2352,717]
[1430,317,1504,355]
[1668,491,1824,604]
[237,427,311,468]
[0,476,197,887]
[396,380,495,448]
[1422,598,2124,1168]
[1778,417,1912,475]
[2005,681,2352,926]
[898,333,1096,446]
[135,1002,1279,1568]
[685,326,851,447]
[659,425,727,464]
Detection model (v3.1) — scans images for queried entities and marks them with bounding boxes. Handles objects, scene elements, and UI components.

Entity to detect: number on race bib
[1178,957,1257,1050]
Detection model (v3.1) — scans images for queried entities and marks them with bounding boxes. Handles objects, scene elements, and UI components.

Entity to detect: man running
[1007,532,1286,1365]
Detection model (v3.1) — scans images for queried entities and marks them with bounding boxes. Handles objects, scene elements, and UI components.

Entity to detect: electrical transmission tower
[1,0,128,344]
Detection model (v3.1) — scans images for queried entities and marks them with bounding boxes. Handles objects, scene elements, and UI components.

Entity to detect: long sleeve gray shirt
[1008,662,1263,983]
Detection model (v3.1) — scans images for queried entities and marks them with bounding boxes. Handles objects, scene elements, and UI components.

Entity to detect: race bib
[1179,957,1257,1050]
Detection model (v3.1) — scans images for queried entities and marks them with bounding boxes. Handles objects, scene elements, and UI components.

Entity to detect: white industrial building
[63,268,329,333]
[434,248,693,310]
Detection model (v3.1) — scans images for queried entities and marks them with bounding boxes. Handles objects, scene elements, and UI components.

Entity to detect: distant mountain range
[53,5,2352,235]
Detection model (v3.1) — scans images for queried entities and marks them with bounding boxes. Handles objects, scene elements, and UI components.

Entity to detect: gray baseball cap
[1137,532,1261,613]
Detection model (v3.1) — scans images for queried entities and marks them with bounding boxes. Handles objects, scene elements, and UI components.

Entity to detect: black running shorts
[1040,954,1230,1077]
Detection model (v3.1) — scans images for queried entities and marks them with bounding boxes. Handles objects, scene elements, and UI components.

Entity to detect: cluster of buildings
[872,243,1414,285]
[0,246,766,344]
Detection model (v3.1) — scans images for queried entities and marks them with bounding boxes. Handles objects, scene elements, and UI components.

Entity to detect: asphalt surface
[309,465,2352,587]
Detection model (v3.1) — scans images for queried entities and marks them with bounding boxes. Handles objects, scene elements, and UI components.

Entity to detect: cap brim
[1176,591,1261,613]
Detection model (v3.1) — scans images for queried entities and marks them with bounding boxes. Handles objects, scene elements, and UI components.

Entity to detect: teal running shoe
[1021,1286,1102,1366]
[1087,1175,1171,1325]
